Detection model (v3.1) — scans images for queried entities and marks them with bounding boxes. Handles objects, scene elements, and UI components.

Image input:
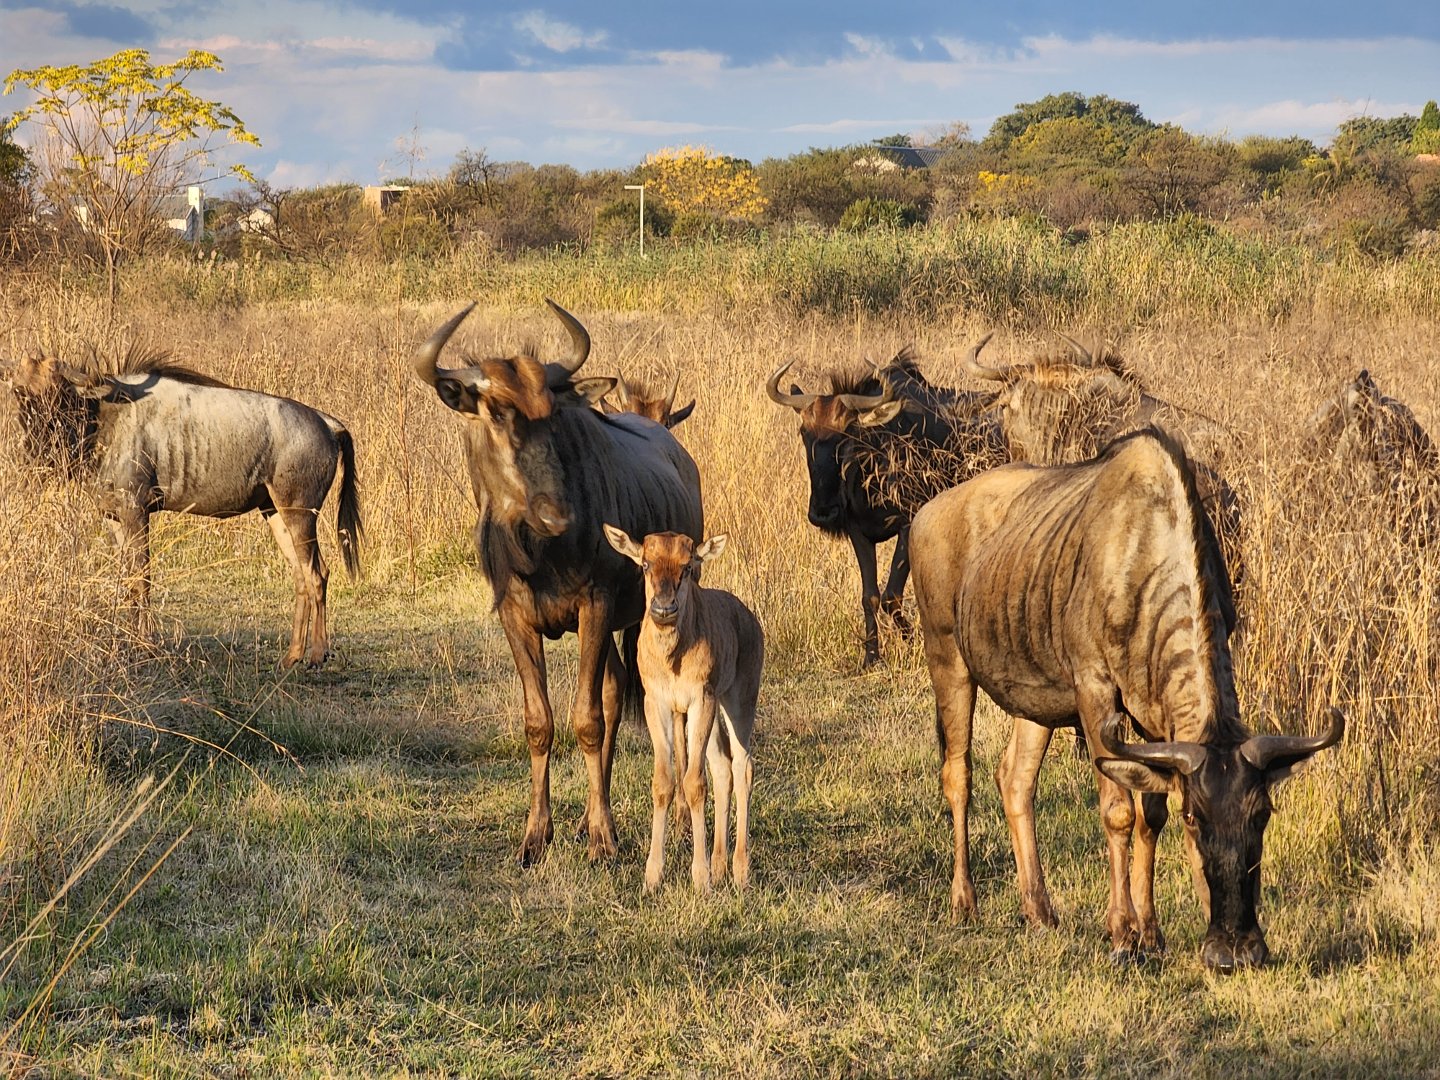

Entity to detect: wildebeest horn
[960,332,1007,381]
[414,302,477,388]
[545,298,590,374]
[766,360,819,410]
[1099,713,1208,775]
[664,370,680,412]
[1054,331,1094,366]
[616,377,632,407]
[837,380,893,412]
[1239,708,1346,770]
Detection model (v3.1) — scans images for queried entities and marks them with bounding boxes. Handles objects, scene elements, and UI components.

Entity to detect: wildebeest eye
[641,561,650,573]
[1183,809,1197,827]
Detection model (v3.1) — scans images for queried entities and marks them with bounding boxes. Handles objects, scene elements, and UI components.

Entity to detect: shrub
[839,197,919,232]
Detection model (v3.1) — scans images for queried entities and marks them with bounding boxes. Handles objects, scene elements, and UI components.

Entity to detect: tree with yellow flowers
[4,49,259,302]
[642,145,767,227]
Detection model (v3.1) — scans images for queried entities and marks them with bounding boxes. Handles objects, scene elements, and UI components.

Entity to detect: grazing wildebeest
[604,525,761,892]
[911,428,1344,971]
[766,347,1003,667]
[2,351,362,667]
[411,300,704,865]
[1309,368,1439,540]
[959,333,1244,576]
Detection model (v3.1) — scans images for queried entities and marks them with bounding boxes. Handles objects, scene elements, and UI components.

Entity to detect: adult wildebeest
[767,347,1003,667]
[1309,368,1439,541]
[959,333,1244,573]
[604,525,761,893]
[411,299,704,865]
[911,428,1343,971]
[2,351,362,667]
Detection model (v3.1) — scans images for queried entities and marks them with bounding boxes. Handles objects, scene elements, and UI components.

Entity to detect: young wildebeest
[911,428,1343,972]
[2,352,362,667]
[1309,368,1440,542]
[597,373,696,430]
[604,525,761,891]
[412,300,704,866]
[767,347,1003,667]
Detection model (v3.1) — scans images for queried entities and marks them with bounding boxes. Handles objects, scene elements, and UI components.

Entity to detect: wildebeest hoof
[1109,945,1145,966]
[518,830,551,868]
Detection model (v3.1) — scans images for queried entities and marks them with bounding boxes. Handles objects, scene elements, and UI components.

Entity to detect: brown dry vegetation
[2,237,1439,1074]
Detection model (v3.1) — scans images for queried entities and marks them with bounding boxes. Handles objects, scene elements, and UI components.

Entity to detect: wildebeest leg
[671,710,691,837]
[706,715,733,886]
[1097,773,1142,958]
[107,511,155,641]
[499,604,554,866]
[996,717,1058,928]
[643,692,674,893]
[879,528,913,638]
[1131,792,1169,952]
[683,693,716,891]
[266,507,329,667]
[729,713,753,890]
[573,601,618,860]
[919,616,978,920]
[1182,825,1211,921]
[845,525,882,667]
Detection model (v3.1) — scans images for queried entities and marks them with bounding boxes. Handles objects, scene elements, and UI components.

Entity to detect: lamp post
[624,183,646,257]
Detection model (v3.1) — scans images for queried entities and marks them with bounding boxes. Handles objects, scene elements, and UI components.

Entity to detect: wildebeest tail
[621,623,645,725]
[334,423,364,579]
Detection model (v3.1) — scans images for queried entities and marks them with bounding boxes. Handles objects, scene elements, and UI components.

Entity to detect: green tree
[984,91,1154,149]
[4,48,259,301]
[1413,100,1440,155]
[1334,114,1418,156]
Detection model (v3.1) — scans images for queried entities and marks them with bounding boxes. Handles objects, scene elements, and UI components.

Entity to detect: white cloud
[514,11,608,53]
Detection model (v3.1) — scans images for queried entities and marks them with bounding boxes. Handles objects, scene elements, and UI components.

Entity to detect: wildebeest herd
[14,297,1427,972]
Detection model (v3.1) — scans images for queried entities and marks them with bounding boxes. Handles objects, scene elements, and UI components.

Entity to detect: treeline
[4,90,1440,269]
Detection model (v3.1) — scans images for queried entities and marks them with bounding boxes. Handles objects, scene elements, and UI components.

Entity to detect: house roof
[869,144,946,169]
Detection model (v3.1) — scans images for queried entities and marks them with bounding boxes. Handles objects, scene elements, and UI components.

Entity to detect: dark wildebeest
[605,525,761,892]
[911,428,1343,971]
[960,333,1244,576]
[766,347,1004,667]
[1309,368,1439,541]
[1,352,362,667]
[411,300,704,865]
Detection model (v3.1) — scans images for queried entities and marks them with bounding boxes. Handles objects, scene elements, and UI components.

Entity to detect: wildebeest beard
[476,515,541,606]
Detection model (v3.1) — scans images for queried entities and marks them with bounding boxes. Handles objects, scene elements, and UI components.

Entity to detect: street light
[624,183,645,257]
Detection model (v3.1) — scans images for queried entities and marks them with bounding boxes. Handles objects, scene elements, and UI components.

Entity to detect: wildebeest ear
[858,400,904,427]
[436,377,482,415]
[1095,757,1176,794]
[667,400,696,427]
[695,534,727,562]
[573,377,617,404]
[602,523,643,564]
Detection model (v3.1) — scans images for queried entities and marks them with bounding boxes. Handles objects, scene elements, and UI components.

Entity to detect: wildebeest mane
[99,344,236,389]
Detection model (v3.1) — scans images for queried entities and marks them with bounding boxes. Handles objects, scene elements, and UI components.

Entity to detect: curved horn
[837,380,893,412]
[766,360,819,410]
[1239,708,1346,770]
[544,298,590,374]
[664,370,680,413]
[413,302,477,388]
[1100,713,1208,776]
[616,376,632,407]
[960,332,1007,381]
[1054,331,1094,367]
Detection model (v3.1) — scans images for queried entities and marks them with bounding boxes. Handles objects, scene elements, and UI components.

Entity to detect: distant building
[363,184,409,214]
[857,144,947,171]
[157,185,205,243]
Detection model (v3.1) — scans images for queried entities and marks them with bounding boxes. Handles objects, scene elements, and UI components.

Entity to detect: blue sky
[3,0,1437,188]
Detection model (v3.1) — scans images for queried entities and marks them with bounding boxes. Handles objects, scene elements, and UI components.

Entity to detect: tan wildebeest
[2,351,362,667]
[604,525,761,892]
[911,427,1344,971]
[601,372,696,430]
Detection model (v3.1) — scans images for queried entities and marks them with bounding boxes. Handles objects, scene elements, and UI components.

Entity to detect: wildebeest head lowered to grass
[1,351,362,668]
[411,299,704,866]
[911,427,1343,972]
[766,347,1003,667]
[1309,368,1440,542]
[961,332,1245,576]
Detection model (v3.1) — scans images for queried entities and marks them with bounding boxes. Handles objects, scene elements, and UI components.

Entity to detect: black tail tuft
[334,425,364,579]
[621,623,645,726]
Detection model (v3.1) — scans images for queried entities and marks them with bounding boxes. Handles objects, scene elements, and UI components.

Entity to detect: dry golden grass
[2,241,1440,1073]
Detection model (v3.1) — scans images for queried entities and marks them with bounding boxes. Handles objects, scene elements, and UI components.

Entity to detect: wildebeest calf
[2,352,362,666]
[605,525,761,892]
